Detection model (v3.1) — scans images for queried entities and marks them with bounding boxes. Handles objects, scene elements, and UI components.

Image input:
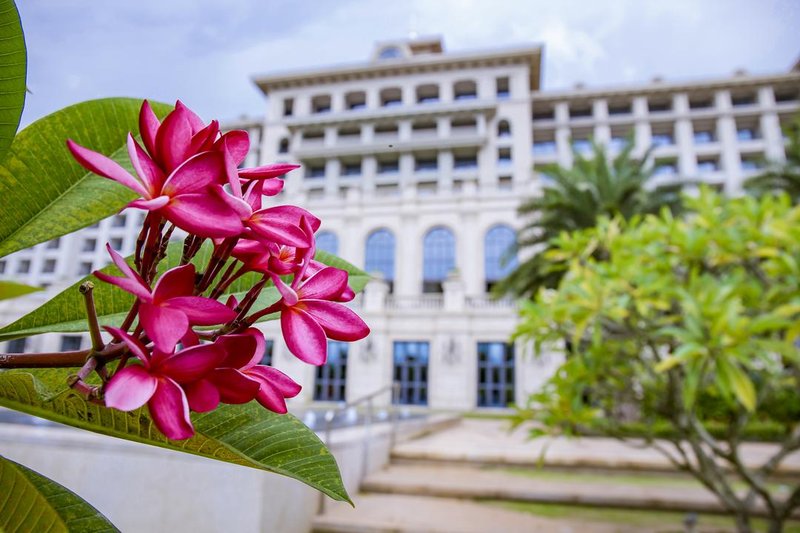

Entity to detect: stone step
[361,463,782,517]
[391,419,800,479]
[312,493,631,533]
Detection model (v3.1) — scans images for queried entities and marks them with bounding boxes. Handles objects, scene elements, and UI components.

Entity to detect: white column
[715,90,744,195]
[554,102,572,167]
[759,86,786,163]
[395,214,419,296]
[632,96,651,159]
[673,93,697,177]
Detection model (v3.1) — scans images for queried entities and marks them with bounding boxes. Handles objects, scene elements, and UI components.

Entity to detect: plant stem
[0,342,127,369]
[80,281,105,352]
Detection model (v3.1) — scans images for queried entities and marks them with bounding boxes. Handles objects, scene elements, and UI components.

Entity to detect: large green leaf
[0,98,173,258]
[0,370,350,503]
[0,241,370,341]
[0,454,118,532]
[0,0,26,162]
[0,279,40,300]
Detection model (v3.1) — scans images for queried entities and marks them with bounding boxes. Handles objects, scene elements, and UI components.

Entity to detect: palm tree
[495,140,682,298]
[745,115,800,202]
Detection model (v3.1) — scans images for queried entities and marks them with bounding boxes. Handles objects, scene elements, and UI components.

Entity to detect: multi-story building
[1,36,798,411]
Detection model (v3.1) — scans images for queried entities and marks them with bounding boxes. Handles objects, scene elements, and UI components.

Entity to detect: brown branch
[80,282,104,352]
[0,342,127,369]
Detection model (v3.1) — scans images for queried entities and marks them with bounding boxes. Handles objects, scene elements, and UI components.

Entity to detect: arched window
[316,231,338,256]
[365,229,395,289]
[484,225,517,291]
[278,138,289,154]
[497,120,511,137]
[423,227,455,293]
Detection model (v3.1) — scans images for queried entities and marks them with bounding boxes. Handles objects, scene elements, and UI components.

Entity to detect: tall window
[314,341,348,402]
[477,342,515,407]
[316,231,339,256]
[423,227,455,293]
[60,335,82,351]
[260,339,275,366]
[365,229,395,288]
[485,225,517,291]
[393,341,429,405]
[6,338,26,353]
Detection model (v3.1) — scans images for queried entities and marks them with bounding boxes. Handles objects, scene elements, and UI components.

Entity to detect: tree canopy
[513,188,800,532]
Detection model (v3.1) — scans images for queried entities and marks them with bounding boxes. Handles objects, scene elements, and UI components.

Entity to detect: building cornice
[252,44,543,93]
[531,71,800,102]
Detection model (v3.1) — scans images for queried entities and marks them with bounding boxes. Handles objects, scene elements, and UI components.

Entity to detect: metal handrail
[318,381,401,514]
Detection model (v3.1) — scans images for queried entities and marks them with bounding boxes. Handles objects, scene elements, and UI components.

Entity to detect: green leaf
[0,454,118,532]
[654,342,707,372]
[0,280,40,300]
[0,241,370,341]
[0,98,173,258]
[0,370,350,503]
[0,0,26,162]
[716,358,756,412]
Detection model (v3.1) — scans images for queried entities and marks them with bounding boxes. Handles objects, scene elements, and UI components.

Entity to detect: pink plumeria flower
[275,266,369,365]
[104,328,224,440]
[139,100,221,174]
[67,134,244,238]
[183,329,301,414]
[93,245,235,352]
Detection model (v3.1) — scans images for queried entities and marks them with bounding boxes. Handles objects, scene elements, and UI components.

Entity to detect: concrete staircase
[312,419,800,532]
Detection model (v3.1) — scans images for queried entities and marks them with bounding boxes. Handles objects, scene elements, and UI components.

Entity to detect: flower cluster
[67,101,369,440]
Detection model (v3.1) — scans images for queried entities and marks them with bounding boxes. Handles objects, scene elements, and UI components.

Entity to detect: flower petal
[151,264,195,303]
[281,308,328,365]
[165,296,236,325]
[248,365,302,397]
[103,326,150,365]
[127,133,165,195]
[139,100,161,158]
[184,379,220,413]
[238,163,299,180]
[104,365,157,411]
[298,267,348,301]
[163,190,244,238]
[216,130,250,165]
[187,120,220,155]
[248,209,312,248]
[209,368,261,404]
[176,100,206,134]
[129,195,170,211]
[157,343,224,382]
[67,139,149,197]
[302,300,370,342]
[162,151,225,196]
[148,378,194,440]
[215,333,259,369]
[139,302,189,353]
[156,106,194,172]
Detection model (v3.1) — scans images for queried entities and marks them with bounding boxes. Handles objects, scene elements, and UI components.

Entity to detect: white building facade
[1,37,799,411]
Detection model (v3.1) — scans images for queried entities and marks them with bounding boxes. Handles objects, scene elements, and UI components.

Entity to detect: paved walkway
[315,493,635,533]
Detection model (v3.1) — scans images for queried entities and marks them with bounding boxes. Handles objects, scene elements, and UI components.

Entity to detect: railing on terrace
[386,294,443,310]
[318,382,401,513]
[465,295,516,309]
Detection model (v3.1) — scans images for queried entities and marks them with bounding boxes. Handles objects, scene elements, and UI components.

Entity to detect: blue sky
[18,0,800,126]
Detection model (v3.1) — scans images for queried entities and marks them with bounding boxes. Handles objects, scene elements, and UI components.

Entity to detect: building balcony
[282,99,496,129]
[293,133,486,159]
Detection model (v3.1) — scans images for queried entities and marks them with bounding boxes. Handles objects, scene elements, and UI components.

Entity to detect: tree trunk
[734,512,753,533]
[766,517,784,533]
